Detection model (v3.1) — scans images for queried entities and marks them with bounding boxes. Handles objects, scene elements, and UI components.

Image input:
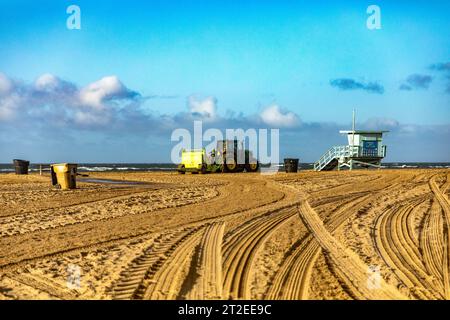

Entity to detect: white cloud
[259,104,300,127]
[0,73,139,125]
[0,95,21,121]
[188,95,217,120]
[0,73,13,95]
[74,110,110,126]
[363,117,399,130]
[79,76,134,110]
[0,73,20,121]
[35,73,61,91]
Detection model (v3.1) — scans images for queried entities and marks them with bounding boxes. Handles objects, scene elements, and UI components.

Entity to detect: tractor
[177,139,259,174]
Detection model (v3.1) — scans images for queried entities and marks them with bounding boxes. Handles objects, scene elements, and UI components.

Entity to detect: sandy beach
[0,169,449,300]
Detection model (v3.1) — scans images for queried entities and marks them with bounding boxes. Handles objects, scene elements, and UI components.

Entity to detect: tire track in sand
[419,199,444,296]
[265,194,372,299]
[112,226,203,300]
[374,196,441,299]
[141,229,204,299]
[0,188,149,219]
[266,174,404,300]
[222,207,297,300]
[184,222,225,300]
[298,200,408,300]
[429,175,450,299]
[5,272,79,300]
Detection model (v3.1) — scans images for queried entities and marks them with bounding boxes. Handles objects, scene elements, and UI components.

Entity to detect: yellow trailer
[178,149,208,174]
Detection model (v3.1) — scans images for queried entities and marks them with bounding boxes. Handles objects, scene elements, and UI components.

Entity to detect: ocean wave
[390,165,418,168]
[78,166,115,172]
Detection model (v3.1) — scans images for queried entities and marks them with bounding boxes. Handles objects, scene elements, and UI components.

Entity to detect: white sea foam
[78,166,114,172]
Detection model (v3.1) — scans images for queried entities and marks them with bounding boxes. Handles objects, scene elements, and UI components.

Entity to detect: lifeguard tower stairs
[314,112,388,171]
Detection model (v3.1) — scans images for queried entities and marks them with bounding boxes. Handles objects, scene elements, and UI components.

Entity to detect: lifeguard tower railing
[314,145,386,171]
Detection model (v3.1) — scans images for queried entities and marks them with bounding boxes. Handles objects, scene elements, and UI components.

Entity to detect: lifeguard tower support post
[314,111,388,171]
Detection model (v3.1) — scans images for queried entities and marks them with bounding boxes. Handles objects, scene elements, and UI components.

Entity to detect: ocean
[1,162,449,173]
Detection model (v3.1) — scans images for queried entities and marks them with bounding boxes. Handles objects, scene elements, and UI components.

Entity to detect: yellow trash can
[51,163,78,190]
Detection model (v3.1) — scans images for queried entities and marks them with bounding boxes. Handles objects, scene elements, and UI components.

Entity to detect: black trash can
[13,159,30,175]
[284,158,299,173]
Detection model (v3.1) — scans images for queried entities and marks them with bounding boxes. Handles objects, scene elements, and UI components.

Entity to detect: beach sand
[0,169,449,300]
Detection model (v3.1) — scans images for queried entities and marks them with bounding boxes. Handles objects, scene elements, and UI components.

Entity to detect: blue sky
[0,0,449,162]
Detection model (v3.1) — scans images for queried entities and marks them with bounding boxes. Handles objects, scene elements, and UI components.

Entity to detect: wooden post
[352,109,356,146]
[39,164,42,176]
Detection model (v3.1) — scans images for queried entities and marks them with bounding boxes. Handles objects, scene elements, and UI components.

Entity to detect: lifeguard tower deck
[314,113,388,171]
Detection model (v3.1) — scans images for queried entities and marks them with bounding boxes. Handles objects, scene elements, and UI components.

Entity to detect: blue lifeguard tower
[314,111,388,171]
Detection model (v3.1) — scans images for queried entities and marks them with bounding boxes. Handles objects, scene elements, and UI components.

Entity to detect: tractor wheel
[225,160,238,173]
[177,165,186,174]
[245,162,259,172]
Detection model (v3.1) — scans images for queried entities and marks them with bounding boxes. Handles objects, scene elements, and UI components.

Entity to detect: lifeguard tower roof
[339,129,389,148]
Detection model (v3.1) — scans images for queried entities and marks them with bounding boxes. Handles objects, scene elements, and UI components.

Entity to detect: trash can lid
[13,159,30,164]
[51,163,78,172]
[51,163,77,165]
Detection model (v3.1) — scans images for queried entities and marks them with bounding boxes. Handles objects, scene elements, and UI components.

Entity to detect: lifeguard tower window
[362,140,378,157]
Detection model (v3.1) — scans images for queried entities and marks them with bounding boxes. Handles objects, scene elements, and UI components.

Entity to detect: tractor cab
[215,139,258,173]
